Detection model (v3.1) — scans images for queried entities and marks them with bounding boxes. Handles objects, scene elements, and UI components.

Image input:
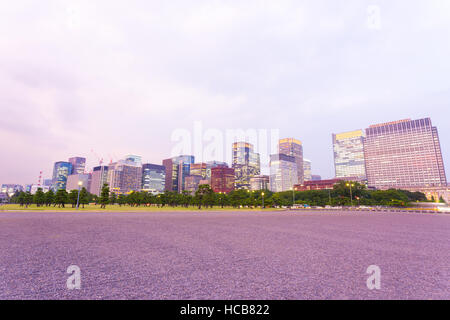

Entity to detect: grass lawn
[0,204,275,212]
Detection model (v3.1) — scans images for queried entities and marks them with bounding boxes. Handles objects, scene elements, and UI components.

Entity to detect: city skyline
[1,116,449,188]
[1,1,450,185]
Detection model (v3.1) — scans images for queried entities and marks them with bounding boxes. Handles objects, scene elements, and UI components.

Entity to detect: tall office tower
[211,166,235,194]
[250,175,270,191]
[332,130,367,181]
[364,118,447,189]
[107,159,142,194]
[66,173,91,192]
[125,155,142,165]
[141,163,165,194]
[269,154,297,192]
[303,159,312,182]
[90,165,109,196]
[163,155,195,192]
[278,138,304,184]
[232,142,260,189]
[52,161,72,191]
[68,157,86,175]
[189,163,207,179]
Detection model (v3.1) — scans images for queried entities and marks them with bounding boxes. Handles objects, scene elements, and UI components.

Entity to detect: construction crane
[90,149,104,166]
[37,171,43,186]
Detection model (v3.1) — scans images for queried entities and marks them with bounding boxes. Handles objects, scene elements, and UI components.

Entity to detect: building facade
[125,155,142,165]
[364,118,447,189]
[141,163,165,194]
[163,155,195,193]
[278,138,304,184]
[68,157,86,175]
[294,178,343,191]
[232,142,260,190]
[206,161,228,180]
[269,154,297,192]
[107,159,142,194]
[52,161,72,191]
[185,175,203,194]
[1,184,24,197]
[211,166,235,194]
[332,130,367,181]
[189,163,207,179]
[250,175,270,191]
[90,166,109,196]
[66,173,91,192]
[303,159,312,182]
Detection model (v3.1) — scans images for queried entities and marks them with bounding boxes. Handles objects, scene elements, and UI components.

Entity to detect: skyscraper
[332,130,366,180]
[269,154,297,192]
[163,155,195,193]
[303,159,312,182]
[52,161,72,191]
[364,118,447,189]
[107,159,142,194]
[211,166,235,194]
[232,142,260,189]
[278,138,304,184]
[68,157,86,175]
[90,165,109,196]
[141,163,165,194]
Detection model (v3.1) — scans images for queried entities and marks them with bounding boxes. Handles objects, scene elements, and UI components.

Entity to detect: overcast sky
[1,0,449,184]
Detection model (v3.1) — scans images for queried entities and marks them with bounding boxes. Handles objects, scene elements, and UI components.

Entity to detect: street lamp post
[346,183,354,207]
[261,192,265,209]
[292,187,295,208]
[76,181,83,210]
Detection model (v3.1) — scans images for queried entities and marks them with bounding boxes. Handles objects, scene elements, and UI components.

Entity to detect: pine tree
[99,184,110,209]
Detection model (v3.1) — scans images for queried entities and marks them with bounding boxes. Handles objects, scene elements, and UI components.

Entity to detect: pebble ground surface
[0,210,448,300]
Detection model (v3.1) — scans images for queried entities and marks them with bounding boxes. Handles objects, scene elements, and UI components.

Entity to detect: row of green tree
[9,181,440,209]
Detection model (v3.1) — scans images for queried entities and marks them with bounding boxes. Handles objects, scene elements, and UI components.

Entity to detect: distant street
[0,210,448,300]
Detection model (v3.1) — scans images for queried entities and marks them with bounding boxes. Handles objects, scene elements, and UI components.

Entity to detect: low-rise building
[294,179,343,191]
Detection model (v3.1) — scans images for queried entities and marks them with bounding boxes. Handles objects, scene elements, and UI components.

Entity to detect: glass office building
[107,159,142,194]
[90,166,109,196]
[364,118,447,189]
[68,157,86,175]
[163,155,195,193]
[52,161,73,191]
[142,163,165,194]
[269,154,297,192]
[332,130,367,180]
[232,142,260,189]
[250,175,270,191]
[278,138,304,184]
[303,159,312,182]
[189,163,207,179]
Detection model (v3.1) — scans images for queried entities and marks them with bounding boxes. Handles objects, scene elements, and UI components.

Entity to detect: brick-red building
[211,167,235,193]
[294,178,343,191]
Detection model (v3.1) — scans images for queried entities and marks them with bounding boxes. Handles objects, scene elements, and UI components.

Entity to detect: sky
[1,0,450,185]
